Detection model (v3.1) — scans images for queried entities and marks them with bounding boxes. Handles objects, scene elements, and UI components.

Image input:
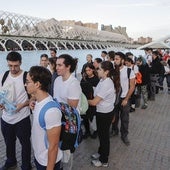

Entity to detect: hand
[0,104,5,110]
[121,99,128,107]
[15,103,24,112]
[29,100,36,110]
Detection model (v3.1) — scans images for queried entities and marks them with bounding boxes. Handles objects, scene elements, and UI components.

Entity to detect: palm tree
[0,19,5,26]
[2,25,9,34]
[0,18,5,33]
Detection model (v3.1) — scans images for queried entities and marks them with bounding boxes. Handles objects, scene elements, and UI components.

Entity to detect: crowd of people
[0,47,170,170]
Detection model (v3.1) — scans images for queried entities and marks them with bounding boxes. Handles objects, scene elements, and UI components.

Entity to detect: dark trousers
[165,74,170,92]
[96,111,114,163]
[112,98,130,138]
[34,159,62,170]
[81,114,90,134]
[1,116,31,170]
[130,90,135,106]
[150,74,159,99]
[158,74,165,90]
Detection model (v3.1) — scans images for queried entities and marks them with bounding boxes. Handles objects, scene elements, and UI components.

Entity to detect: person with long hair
[80,63,99,139]
[53,54,82,170]
[88,61,120,167]
[136,56,150,109]
[112,52,135,146]
[48,57,58,96]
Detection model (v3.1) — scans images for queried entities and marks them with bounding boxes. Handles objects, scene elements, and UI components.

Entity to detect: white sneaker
[91,153,100,160]
[91,160,109,167]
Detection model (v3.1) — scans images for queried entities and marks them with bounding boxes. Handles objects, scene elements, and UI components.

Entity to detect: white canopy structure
[137,35,170,50]
[0,11,128,43]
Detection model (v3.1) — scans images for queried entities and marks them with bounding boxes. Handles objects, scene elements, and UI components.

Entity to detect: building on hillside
[60,20,98,29]
[138,37,152,44]
[83,23,98,29]
[101,24,129,39]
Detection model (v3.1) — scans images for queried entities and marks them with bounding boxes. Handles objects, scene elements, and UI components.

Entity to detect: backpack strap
[23,71,27,85]
[39,100,60,129]
[2,71,10,86]
[39,100,60,148]
[127,68,132,89]
[127,68,131,79]
[2,70,27,87]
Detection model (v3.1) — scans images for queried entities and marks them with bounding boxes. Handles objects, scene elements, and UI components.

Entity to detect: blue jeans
[34,159,62,170]
[1,116,31,170]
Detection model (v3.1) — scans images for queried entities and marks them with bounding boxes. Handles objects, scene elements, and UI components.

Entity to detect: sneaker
[0,164,17,170]
[91,160,109,167]
[83,132,90,139]
[110,130,119,137]
[149,97,155,101]
[121,136,130,146]
[90,131,98,139]
[141,104,147,109]
[159,87,164,91]
[130,107,135,112]
[91,153,100,160]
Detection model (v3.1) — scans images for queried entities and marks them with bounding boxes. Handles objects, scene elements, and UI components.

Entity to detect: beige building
[101,24,128,38]
[138,36,152,44]
[60,20,98,29]
[83,23,98,29]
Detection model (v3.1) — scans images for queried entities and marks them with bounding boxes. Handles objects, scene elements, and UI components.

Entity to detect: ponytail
[100,61,121,93]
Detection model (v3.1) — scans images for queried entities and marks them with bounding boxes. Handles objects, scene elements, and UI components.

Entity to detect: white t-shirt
[130,65,139,74]
[144,54,152,64]
[94,78,115,113]
[53,75,82,110]
[31,95,62,166]
[120,66,135,98]
[164,65,170,74]
[0,71,30,124]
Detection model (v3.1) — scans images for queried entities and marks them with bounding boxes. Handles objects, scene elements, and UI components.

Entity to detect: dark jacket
[149,57,165,75]
[80,76,99,120]
[138,64,150,85]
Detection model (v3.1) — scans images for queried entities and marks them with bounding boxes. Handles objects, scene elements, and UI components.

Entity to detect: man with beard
[111,52,135,146]
[0,52,31,170]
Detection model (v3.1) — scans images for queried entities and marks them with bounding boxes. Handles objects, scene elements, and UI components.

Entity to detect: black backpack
[2,70,27,87]
[1,71,31,100]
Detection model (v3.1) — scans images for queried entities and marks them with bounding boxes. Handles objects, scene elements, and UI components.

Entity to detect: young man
[26,66,62,170]
[112,52,135,146]
[144,48,152,65]
[53,54,82,170]
[53,54,81,109]
[101,51,108,61]
[40,54,49,68]
[0,52,31,170]
[50,48,57,58]
[93,58,102,70]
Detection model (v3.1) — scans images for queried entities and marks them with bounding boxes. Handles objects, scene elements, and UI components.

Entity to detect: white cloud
[0,0,169,40]
[98,3,153,8]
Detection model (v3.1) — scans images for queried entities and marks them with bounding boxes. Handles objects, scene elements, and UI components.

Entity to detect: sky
[1,0,170,40]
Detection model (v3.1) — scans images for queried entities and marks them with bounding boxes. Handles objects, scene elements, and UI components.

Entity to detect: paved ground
[0,88,170,170]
